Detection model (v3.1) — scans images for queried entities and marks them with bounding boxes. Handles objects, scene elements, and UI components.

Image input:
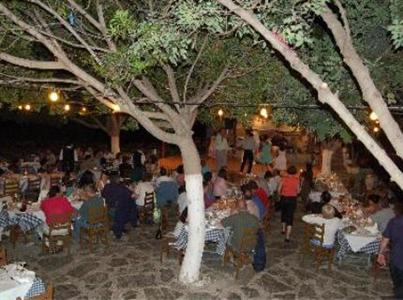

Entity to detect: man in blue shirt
[377,201,403,299]
[102,175,137,240]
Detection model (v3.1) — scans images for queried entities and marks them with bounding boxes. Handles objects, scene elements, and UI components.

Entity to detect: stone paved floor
[4,207,394,300]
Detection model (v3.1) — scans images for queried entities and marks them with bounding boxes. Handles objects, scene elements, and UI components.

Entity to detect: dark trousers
[253,229,266,272]
[390,263,403,299]
[240,150,254,173]
[280,196,297,226]
[113,204,137,238]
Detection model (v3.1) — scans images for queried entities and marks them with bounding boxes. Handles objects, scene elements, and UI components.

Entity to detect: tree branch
[29,0,102,65]
[0,52,64,70]
[71,117,102,131]
[190,66,229,112]
[334,0,351,41]
[161,64,181,111]
[183,35,208,103]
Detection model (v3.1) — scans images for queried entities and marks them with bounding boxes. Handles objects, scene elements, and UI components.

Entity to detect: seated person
[302,204,342,248]
[249,180,269,208]
[155,167,174,186]
[102,174,137,239]
[134,173,154,208]
[241,184,260,220]
[175,165,185,188]
[155,168,178,208]
[201,159,210,176]
[310,191,343,219]
[366,194,395,232]
[41,186,75,226]
[222,200,260,253]
[73,184,105,240]
[77,170,95,188]
[203,180,215,209]
[213,168,228,199]
[177,186,188,215]
[119,155,133,179]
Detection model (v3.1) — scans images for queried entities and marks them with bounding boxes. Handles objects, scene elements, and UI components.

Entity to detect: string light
[81,107,87,112]
[18,105,23,110]
[24,104,31,111]
[373,126,380,133]
[369,111,378,121]
[218,109,224,117]
[112,104,120,113]
[48,90,60,102]
[64,104,70,111]
[260,107,268,119]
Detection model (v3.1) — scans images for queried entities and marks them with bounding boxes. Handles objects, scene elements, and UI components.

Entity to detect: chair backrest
[239,227,258,253]
[4,181,19,196]
[144,192,154,208]
[29,178,41,191]
[48,212,72,233]
[0,246,7,266]
[304,223,325,246]
[30,283,54,300]
[88,205,108,225]
[50,177,60,187]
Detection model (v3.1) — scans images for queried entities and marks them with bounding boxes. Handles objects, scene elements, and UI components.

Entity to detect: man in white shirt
[215,128,229,171]
[134,174,154,207]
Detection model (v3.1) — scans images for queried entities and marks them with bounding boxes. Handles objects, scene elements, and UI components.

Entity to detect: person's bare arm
[377,237,390,266]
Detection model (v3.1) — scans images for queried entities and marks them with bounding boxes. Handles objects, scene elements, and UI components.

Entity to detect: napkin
[5,263,35,284]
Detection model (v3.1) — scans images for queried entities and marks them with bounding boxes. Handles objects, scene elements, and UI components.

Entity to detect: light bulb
[18,105,23,110]
[49,90,59,102]
[373,126,379,133]
[24,104,31,111]
[218,109,224,117]
[81,107,87,112]
[369,111,378,121]
[64,104,70,111]
[260,107,268,119]
[112,104,120,113]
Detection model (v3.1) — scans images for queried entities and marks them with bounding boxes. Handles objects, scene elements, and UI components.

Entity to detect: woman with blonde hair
[302,204,342,247]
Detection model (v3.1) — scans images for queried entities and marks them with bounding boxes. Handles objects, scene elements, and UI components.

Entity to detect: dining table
[0,263,45,299]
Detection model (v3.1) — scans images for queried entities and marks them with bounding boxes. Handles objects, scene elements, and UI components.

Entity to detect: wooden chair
[223,227,258,279]
[160,234,183,265]
[139,192,155,225]
[30,283,54,300]
[26,178,41,201]
[4,180,19,197]
[0,246,7,266]
[42,212,73,255]
[50,177,60,188]
[10,225,33,249]
[300,223,336,271]
[80,206,109,252]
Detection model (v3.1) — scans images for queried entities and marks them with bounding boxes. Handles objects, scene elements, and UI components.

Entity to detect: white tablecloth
[343,232,380,252]
[0,264,35,299]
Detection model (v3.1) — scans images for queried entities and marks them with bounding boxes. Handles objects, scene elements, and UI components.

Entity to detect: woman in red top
[278,166,300,242]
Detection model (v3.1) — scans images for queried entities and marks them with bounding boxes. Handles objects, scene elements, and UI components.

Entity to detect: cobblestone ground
[4,207,393,300]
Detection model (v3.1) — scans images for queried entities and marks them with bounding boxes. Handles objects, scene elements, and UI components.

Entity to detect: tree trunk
[110,133,120,155]
[216,0,403,190]
[320,149,334,176]
[107,114,121,155]
[178,136,205,284]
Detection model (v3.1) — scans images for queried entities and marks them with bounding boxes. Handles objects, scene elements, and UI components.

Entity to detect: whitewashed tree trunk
[178,137,205,284]
[320,149,334,176]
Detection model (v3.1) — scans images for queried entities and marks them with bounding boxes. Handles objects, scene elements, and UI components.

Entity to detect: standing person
[59,142,77,172]
[215,129,229,171]
[259,135,273,171]
[240,130,257,174]
[273,145,287,172]
[377,202,403,299]
[278,166,300,243]
[300,163,314,210]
